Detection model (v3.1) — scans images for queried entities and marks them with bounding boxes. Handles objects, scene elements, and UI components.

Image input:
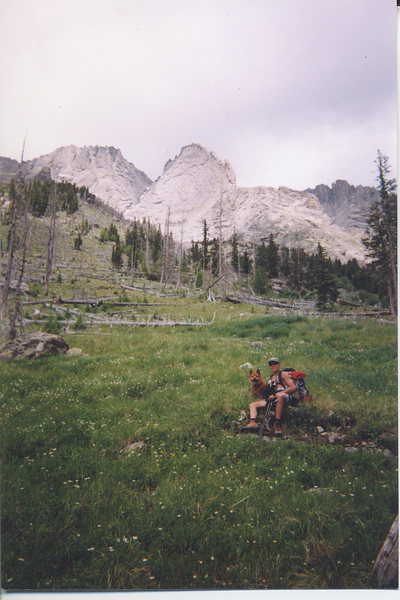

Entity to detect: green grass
[1,314,397,590]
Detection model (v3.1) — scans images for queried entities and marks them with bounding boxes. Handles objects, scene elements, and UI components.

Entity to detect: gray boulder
[0,332,69,359]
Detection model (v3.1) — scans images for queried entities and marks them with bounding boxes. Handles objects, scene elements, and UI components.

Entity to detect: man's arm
[280,371,296,395]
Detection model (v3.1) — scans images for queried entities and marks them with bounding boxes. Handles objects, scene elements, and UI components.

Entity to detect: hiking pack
[270,367,311,403]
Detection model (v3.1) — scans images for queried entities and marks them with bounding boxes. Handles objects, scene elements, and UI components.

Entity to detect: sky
[0,0,397,190]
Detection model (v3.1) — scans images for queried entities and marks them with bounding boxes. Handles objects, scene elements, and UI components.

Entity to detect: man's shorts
[272,390,300,407]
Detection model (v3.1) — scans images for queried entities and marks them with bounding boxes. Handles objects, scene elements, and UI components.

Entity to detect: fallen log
[21,318,209,328]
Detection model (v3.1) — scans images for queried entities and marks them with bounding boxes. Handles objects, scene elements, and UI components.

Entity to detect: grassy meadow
[1,303,398,590]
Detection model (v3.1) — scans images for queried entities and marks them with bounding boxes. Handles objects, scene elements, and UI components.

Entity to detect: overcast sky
[0,0,397,190]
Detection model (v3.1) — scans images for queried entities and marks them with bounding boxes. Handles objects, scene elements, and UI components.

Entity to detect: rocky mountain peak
[19,145,152,212]
[306,179,379,229]
[0,143,378,263]
[124,142,237,238]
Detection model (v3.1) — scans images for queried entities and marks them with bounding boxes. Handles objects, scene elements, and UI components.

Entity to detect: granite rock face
[124,143,237,241]
[20,145,152,212]
[1,143,378,262]
[306,180,379,229]
[126,144,368,261]
[0,156,19,183]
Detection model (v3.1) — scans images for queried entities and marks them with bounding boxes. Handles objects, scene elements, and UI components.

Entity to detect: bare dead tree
[1,160,25,320]
[176,220,184,290]
[145,219,150,272]
[165,232,176,283]
[161,207,171,285]
[218,195,225,298]
[44,181,57,295]
[8,194,32,339]
[252,237,256,282]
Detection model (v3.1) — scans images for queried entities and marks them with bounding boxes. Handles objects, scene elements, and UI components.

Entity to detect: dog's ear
[249,369,253,375]
[256,368,261,375]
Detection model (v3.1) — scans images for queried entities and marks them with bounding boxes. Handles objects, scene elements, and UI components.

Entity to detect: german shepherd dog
[249,369,268,398]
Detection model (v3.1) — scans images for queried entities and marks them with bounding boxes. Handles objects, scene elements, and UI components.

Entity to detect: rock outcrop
[0,333,69,360]
[306,179,379,229]
[0,156,19,183]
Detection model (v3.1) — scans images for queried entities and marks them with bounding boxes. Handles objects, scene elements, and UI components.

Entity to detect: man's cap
[268,357,280,364]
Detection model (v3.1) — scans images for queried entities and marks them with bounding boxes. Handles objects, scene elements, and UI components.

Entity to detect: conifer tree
[240,249,251,275]
[311,243,338,310]
[253,267,269,296]
[230,232,239,271]
[111,239,123,269]
[202,219,209,271]
[151,226,162,265]
[266,234,279,277]
[362,150,397,316]
[280,246,290,277]
[74,232,83,250]
[289,247,306,298]
[210,238,219,276]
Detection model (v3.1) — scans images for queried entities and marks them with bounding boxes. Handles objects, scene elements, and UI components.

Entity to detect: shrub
[72,314,87,330]
[43,316,63,334]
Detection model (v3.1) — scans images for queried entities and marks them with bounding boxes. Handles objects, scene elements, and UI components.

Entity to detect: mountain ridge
[0,143,377,262]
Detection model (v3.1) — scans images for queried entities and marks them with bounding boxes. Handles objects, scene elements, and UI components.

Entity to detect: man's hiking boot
[273,421,282,436]
[241,420,259,431]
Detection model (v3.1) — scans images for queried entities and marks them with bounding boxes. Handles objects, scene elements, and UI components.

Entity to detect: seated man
[242,357,299,436]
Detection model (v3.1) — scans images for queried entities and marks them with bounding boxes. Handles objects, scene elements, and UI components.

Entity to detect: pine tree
[280,246,290,277]
[210,238,219,276]
[240,249,251,275]
[74,232,83,250]
[231,232,239,271]
[312,243,338,310]
[289,247,306,298]
[362,151,397,316]
[151,226,163,265]
[30,178,49,217]
[253,267,269,296]
[190,241,201,264]
[111,239,123,269]
[202,219,209,270]
[255,241,268,269]
[266,234,279,277]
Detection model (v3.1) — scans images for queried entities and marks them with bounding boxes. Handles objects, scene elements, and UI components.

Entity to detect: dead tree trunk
[145,220,150,272]
[161,208,170,284]
[8,197,31,339]
[44,182,57,295]
[252,238,256,282]
[176,221,184,290]
[218,196,224,298]
[1,174,24,320]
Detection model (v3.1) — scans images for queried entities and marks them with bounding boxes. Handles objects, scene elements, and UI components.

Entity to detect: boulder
[66,347,83,357]
[0,332,69,359]
[321,431,345,444]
